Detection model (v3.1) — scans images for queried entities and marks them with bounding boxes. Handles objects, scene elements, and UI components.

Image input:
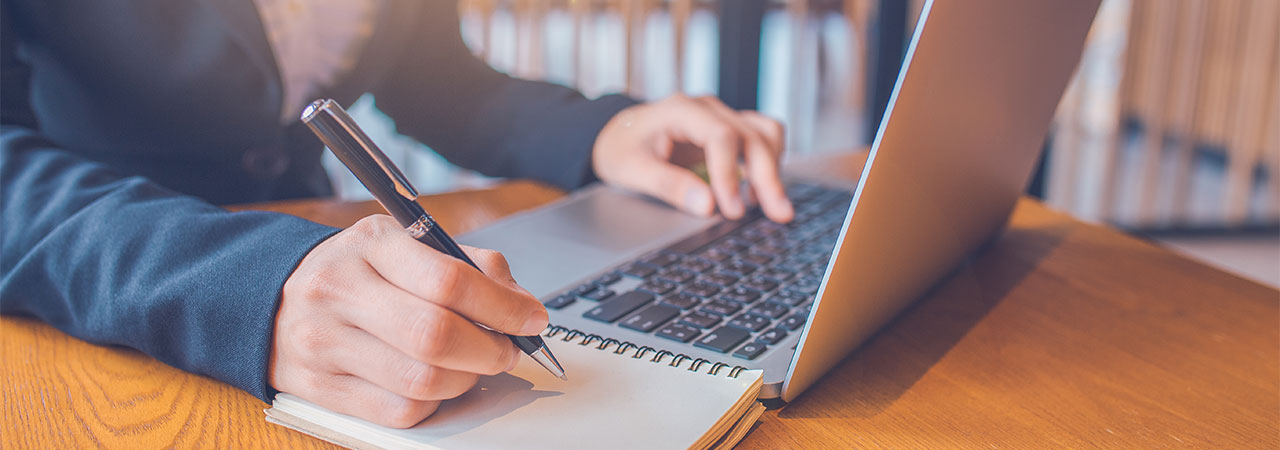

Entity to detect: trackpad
[458,185,717,297]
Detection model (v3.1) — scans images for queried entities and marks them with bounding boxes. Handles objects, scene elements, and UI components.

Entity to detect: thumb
[617,157,716,217]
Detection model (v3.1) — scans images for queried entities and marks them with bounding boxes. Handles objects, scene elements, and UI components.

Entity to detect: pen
[300,99,567,381]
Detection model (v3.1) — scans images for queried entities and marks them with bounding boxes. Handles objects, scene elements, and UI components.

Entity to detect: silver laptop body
[460,0,1100,401]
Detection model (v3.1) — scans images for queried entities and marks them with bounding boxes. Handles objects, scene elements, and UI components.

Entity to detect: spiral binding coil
[544,326,748,378]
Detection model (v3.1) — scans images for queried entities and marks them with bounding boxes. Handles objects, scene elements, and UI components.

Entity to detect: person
[0,0,793,428]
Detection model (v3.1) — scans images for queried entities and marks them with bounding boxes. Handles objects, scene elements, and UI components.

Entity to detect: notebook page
[271,337,762,450]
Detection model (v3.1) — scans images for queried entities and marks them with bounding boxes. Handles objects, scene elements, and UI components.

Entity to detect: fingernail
[724,197,744,219]
[684,188,713,216]
[778,199,795,222]
[522,309,549,336]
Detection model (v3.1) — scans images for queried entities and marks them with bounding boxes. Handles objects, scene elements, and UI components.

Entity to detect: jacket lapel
[196,0,283,117]
[192,0,424,116]
[325,0,422,106]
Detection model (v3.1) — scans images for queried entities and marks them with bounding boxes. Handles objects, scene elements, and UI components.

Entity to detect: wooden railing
[1050,0,1279,230]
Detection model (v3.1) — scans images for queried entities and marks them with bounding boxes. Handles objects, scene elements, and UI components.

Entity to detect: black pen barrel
[511,335,545,353]
[301,99,423,228]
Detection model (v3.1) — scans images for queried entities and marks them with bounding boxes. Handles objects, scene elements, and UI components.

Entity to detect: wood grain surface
[4,153,1277,448]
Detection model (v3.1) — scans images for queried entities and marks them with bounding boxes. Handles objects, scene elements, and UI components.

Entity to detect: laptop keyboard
[542,183,853,360]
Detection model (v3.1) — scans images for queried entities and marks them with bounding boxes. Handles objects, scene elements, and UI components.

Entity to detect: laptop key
[754,243,788,255]
[723,293,758,305]
[756,269,792,283]
[796,274,823,285]
[679,310,721,329]
[769,290,811,306]
[750,302,789,319]
[743,277,779,292]
[678,258,715,273]
[655,323,702,343]
[786,284,820,297]
[656,268,696,284]
[543,295,575,310]
[694,326,751,353]
[781,313,807,330]
[700,299,742,316]
[622,264,657,279]
[723,286,762,304]
[715,242,748,256]
[732,342,768,360]
[583,291,655,323]
[638,279,677,295]
[727,313,771,332]
[722,260,759,276]
[619,305,680,332]
[699,248,733,262]
[582,288,615,301]
[660,292,702,309]
[570,284,597,296]
[703,272,738,287]
[757,327,788,344]
[683,281,721,298]
[777,261,808,273]
[593,272,622,286]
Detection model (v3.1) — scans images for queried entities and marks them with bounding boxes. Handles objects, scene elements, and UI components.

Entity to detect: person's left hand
[591,94,794,223]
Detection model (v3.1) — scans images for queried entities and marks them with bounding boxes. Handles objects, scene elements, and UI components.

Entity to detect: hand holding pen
[265,100,562,430]
[300,99,565,380]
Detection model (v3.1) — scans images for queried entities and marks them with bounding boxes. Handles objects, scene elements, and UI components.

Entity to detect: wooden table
[4,152,1277,448]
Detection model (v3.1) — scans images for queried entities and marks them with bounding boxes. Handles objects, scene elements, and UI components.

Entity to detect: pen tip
[529,345,567,380]
[558,374,568,381]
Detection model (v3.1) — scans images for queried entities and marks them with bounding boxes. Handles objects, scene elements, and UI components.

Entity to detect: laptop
[459,0,1101,402]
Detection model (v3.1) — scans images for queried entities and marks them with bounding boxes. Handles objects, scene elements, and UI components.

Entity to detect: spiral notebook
[265,326,766,449]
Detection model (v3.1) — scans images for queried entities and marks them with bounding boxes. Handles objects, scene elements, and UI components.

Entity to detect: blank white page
[270,337,762,450]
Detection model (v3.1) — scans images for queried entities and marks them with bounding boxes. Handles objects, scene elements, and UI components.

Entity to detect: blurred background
[331,0,1279,286]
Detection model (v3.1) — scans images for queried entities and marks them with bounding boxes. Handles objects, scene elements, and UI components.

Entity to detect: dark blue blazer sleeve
[0,13,338,401]
[371,1,640,191]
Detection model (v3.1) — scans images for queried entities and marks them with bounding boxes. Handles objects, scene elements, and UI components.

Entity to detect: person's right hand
[268,215,549,428]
